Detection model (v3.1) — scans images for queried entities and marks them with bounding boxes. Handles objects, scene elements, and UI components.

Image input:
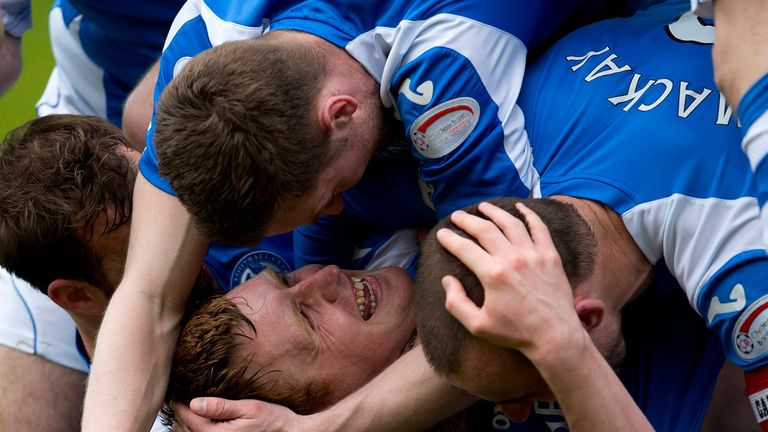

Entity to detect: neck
[401,329,419,355]
[551,196,653,311]
[70,314,100,360]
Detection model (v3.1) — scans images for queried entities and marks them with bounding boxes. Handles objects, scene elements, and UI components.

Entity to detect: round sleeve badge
[733,294,768,360]
[409,97,480,159]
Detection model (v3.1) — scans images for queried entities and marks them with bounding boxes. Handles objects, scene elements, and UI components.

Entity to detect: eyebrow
[262,268,287,286]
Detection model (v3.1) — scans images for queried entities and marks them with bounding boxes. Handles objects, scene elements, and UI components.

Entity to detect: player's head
[166,264,415,418]
[155,34,383,246]
[415,198,604,403]
[0,114,138,300]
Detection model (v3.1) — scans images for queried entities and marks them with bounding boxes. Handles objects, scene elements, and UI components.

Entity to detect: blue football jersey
[35,0,185,125]
[739,75,768,249]
[139,0,612,219]
[58,0,185,90]
[204,233,295,291]
[517,0,767,428]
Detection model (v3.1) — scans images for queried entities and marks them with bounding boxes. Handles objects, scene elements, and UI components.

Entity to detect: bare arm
[122,60,160,152]
[0,346,85,432]
[439,202,653,431]
[712,0,768,112]
[0,8,22,95]
[175,347,477,431]
[82,173,209,432]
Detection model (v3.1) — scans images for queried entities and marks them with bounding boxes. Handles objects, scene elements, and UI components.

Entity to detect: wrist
[523,325,593,372]
[311,406,347,432]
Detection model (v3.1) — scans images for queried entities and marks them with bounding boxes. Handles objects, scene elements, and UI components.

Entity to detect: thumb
[189,397,244,420]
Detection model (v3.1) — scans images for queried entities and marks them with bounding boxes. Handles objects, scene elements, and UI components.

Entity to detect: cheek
[337,325,403,376]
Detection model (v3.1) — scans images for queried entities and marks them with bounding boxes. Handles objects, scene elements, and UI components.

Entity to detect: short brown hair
[155,36,331,245]
[0,114,135,295]
[163,294,332,425]
[415,198,597,376]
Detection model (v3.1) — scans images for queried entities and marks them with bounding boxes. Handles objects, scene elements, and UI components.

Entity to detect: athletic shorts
[0,267,89,373]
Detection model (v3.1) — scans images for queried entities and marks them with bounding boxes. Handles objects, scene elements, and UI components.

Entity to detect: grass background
[0,0,55,138]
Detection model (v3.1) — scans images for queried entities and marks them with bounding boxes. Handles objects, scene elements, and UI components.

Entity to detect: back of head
[0,114,135,295]
[155,36,331,245]
[164,291,331,425]
[415,197,596,377]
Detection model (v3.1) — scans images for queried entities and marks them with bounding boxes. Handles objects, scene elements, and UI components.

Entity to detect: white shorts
[0,267,89,373]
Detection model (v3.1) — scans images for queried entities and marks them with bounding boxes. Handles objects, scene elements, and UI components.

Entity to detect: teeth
[352,277,377,319]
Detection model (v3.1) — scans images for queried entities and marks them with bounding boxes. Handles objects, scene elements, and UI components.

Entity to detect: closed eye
[299,307,315,330]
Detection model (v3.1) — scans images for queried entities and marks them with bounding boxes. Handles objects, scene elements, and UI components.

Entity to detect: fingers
[442,275,483,331]
[476,201,533,247]
[513,203,555,248]
[190,397,243,421]
[436,227,491,273]
[449,205,531,254]
[174,401,214,432]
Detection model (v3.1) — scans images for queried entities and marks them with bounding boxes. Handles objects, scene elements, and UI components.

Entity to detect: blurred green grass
[0,0,54,138]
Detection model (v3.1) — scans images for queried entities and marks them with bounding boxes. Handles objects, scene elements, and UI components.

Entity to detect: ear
[574,297,605,331]
[318,95,359,132]
[47,279,108,316]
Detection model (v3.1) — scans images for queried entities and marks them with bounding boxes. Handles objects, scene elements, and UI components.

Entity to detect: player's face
[89,146,142,292]
[448,315,626,420]
[228,264,416,403]
[447,339,554,410]
[265,147,370,235]
[266,105,385,236]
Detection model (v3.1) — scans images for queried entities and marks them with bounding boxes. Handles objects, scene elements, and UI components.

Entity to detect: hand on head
[172,398,300,432]
[436,201,585,358]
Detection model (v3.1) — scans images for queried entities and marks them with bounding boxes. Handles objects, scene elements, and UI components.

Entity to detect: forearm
[311,347,477,431]
[712,0,768,112]
[122,60,160,152]
[528,331,652,432]
[82,174,208,431]
[84,283,184,431]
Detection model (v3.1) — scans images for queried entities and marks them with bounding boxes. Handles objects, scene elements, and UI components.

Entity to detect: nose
[496,401,532,423]
[292,265,341,303]
[322,194,344,216]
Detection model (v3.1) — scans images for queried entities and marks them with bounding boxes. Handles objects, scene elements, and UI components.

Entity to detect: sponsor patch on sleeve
[734,294,768,360]
[409,97,480,159]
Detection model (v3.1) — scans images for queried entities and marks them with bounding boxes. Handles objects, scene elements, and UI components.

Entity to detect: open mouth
[351,276,376,320]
